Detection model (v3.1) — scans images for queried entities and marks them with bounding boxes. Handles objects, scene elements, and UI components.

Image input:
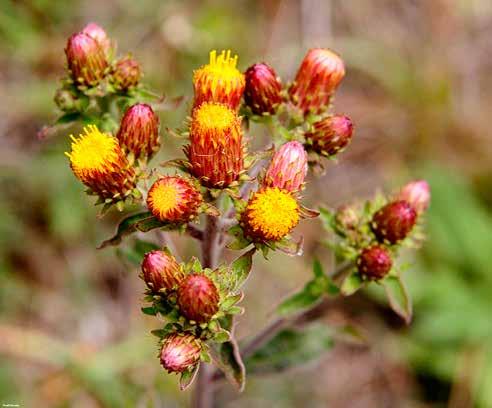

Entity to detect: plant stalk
[193,214,222,408]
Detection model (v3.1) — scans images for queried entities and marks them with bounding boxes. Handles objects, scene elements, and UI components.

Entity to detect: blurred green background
[1,0,492,407]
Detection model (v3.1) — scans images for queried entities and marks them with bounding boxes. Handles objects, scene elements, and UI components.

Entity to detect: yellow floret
[194,102,235,131]
[65,125,120,181]
[245,187,300,241]
[147,182,179,218]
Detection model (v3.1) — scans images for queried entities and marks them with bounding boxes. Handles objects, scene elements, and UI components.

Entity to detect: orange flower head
[289,48,345,115]
[186,102,243,188]
[147,176,202,223]
[65,125,136,200]
[193,50,245,110]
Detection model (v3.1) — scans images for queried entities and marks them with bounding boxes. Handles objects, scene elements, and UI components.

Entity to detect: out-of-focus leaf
[210,339,245,391]
[382,276,412,324]
[245,323,334,374]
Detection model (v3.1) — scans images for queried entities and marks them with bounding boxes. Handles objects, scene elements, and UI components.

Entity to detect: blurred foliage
[1,0,492,407]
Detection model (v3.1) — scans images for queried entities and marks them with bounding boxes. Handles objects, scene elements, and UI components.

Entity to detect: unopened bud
[160,333,201,373]
[372,201,417,244]
[357,245,393,280]
[177,274,219,323]
[305,115,353,157]
[117,103,160,159]
[65,32,108,87]
[398,180,430,215]
[289,48,345,115]
[54,89,77,111]
[112,56,141,91]
[264,141,308,193]
[141,250,184,292]
[244,63,282,115]
[82,22,112,56]
[335,204,359,230]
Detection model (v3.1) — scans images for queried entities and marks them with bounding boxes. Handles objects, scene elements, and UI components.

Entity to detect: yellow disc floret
[66,125,120,179]
[194,101,236,132]
[147,176,202,223]
[65,125,136,200]
[147,183,179,219]
[242,187,300,241]
[193,50,245,110]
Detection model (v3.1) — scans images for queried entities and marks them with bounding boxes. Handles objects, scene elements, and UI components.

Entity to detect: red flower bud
[112,56,141,91]
[372,201,417,244]
[147,176,202,223]
[141,250,184,292]
[117,103,160,159]
[177,274,219,323]
[397,180,430,215]
[82,22,112,56]
[264,141,308,193]
[244,63,282,115]
[160,333,201,373]
[289,48,345,115]
[65,32,108,87]
[357,245,393,280]
[305,115,354,156]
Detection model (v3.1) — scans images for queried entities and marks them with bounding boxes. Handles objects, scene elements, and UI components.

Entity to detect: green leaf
[98,212,170,249]
[213,329,231,343]
[382,276,413,324]
[313,259,324,278]
[230,248,255,291]
[341,271,364,296]
[221,293,243,310]
[319,206,335,230]
[141,306,157,316]
[245,323,334,374]
[227,225,251,250]
[179,364,199,391]
[209,339,245,391]
[55,111,82,124]
[276,281,323,316]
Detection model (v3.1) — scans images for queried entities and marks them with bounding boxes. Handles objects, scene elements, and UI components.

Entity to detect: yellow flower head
[193,50,245,110]
[65,125,136,199]
[147,176,202,223]
[186,102,243,188]
[242,187,300,242]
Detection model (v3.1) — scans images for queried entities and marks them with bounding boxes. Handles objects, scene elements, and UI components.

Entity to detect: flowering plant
[47,23,431,405]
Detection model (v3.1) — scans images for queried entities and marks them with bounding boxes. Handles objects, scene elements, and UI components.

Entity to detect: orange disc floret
[193,50,245,110]
[241,187,300,242]
[147,176,202,223]
[186,102,244,188]
[289,48,345,115]
[65,125,136,200]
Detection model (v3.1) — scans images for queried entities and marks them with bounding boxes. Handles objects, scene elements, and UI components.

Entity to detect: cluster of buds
[140,249,228,375]
[56,23,143,118]
[355,180,431,280]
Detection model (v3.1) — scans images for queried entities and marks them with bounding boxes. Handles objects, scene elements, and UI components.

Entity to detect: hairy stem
[193,214,222,408]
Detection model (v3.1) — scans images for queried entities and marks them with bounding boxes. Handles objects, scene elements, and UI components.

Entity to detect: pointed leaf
[341,271,364,296]
[98,212,171,249]
[179,364,199,391]
[210,339,245,391]
[231,248,255,291]
[382,276,413,324]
